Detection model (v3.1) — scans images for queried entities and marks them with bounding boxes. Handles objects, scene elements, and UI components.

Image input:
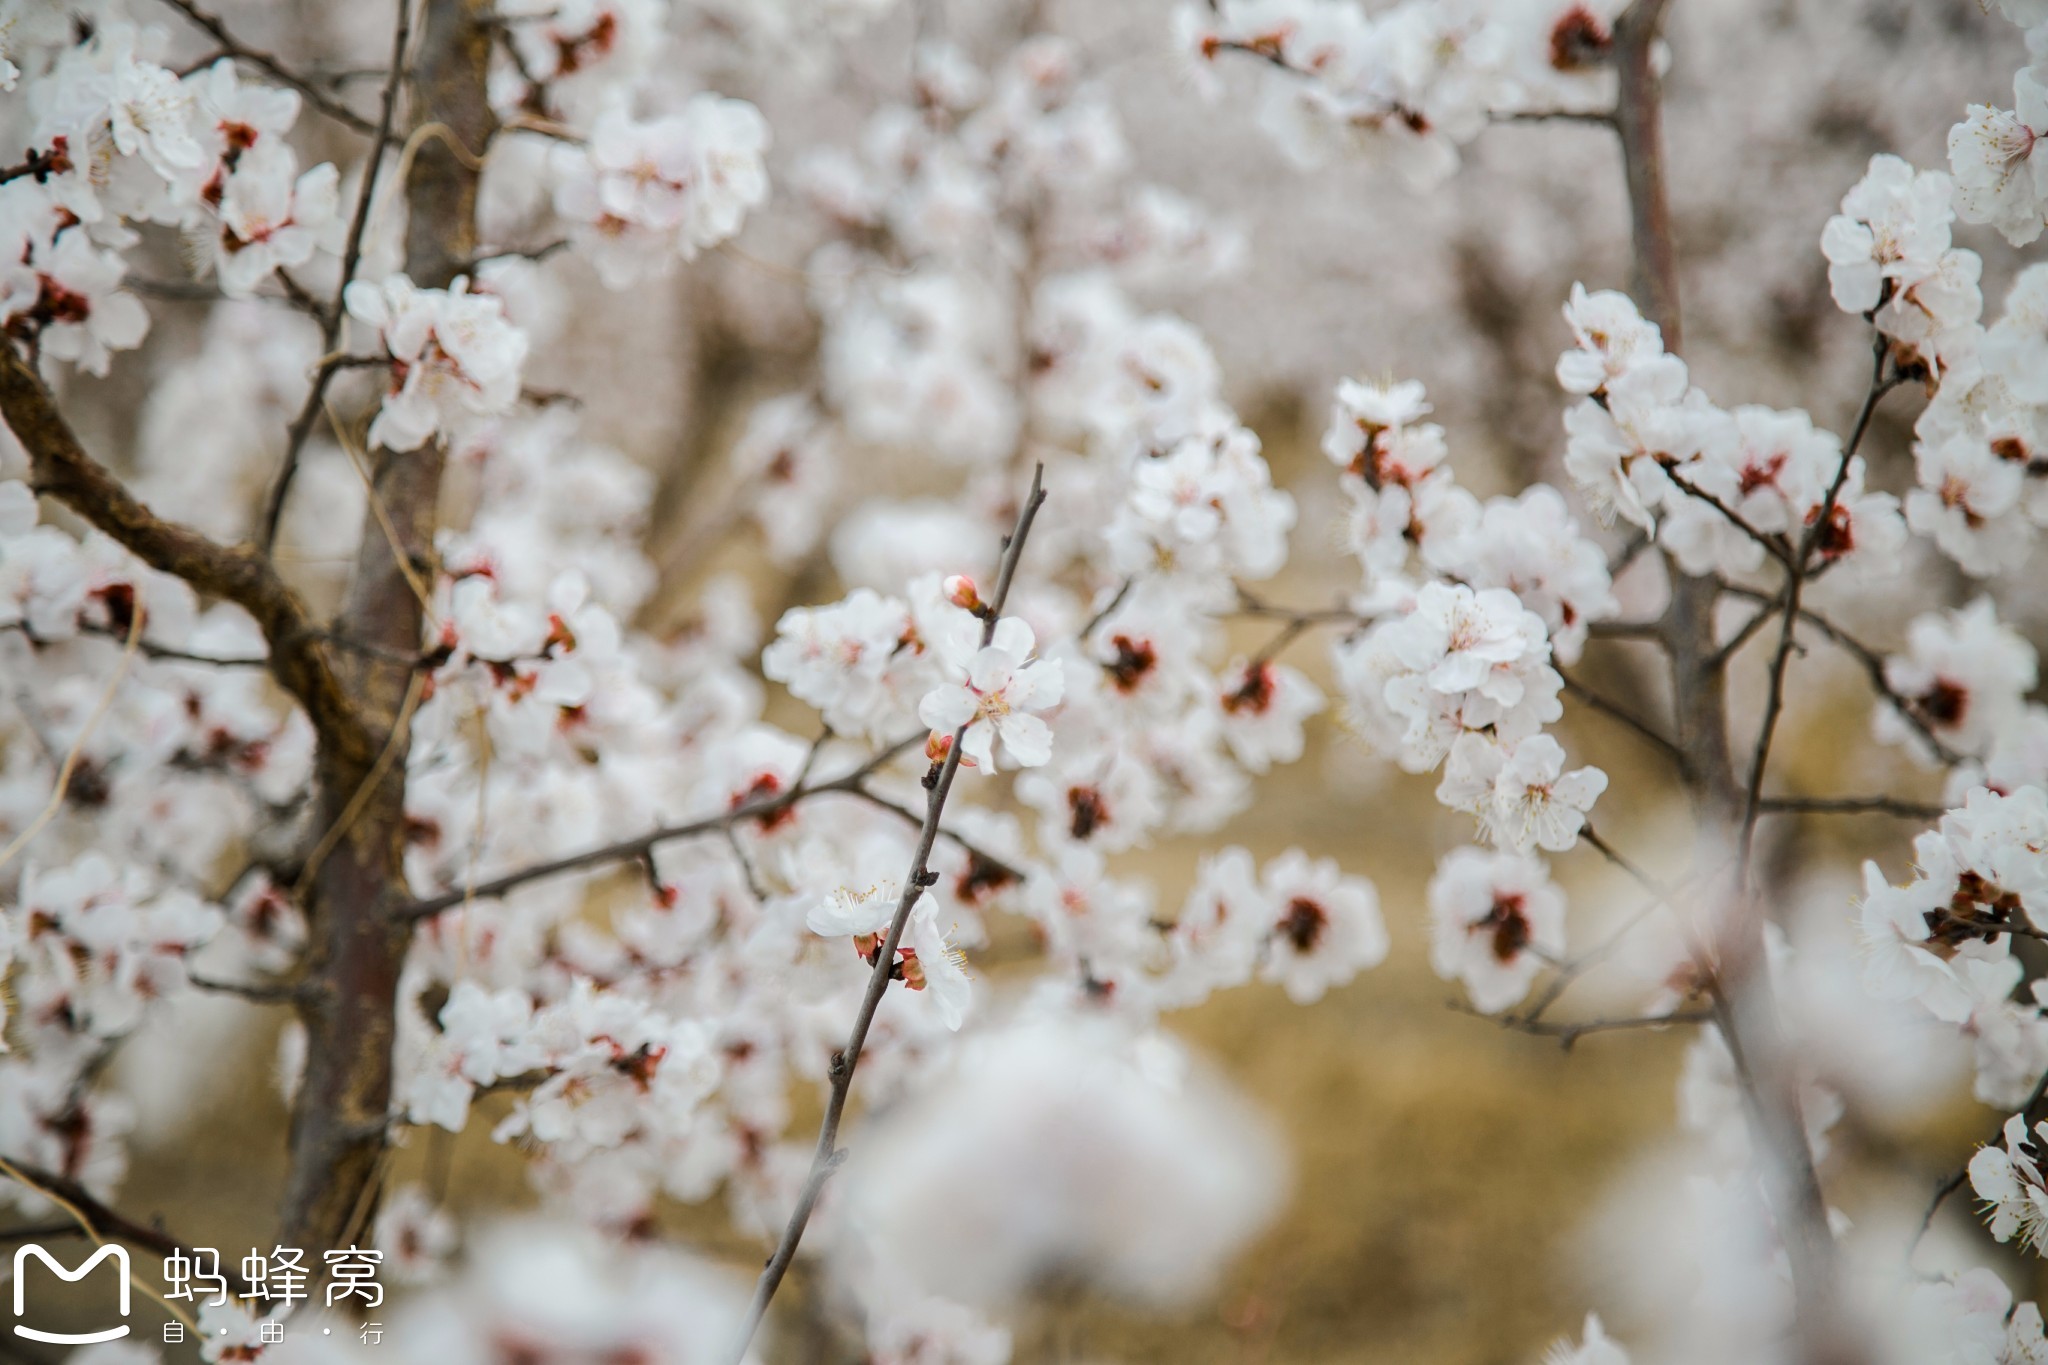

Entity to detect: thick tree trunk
[277,0,494,1258]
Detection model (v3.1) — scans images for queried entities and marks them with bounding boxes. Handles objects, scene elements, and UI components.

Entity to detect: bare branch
[0,1158,239,1282]
[277,0,494,1262]
[1608,530,1652,577]
[1758,795,1945,820]
[1612,2,1848,1352]
[839,784,1031,886]
[1708,598,1778,669]
[0,1221,83,1243]
[1717,582,1967,767]
[155,0,380,134]
[1229,585,1361,627]
[1455,1000,1712,1050]
[188,972,306,1003]
[1662,468,1796,570]
[1559,670,1682,762]
[1612,0,1679,348]
[3,618,269,667]
[1586,618,1664,641]
[397,732,929,920]
[1488,108,1617,127]
[260,0,416,553]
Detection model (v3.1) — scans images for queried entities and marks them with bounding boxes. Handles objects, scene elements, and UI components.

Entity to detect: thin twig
[1737,333,1893,880]
[1707,599,1777,669]
[1757,795,1945,820]
[1580,825,1672,901]
[398,733,927,920]
[1587,619,1664,641]
[728,466,1048,1362]
[1489,108,1617,127]
[2,618,268,667]
[0,608,142,877]
[188,972,306,1003]
[1931,911,2048,946]
[1908,1065,2048,1271]
[0,1221,83,1243]
[1717,582,1967,767]
[1080,577,1135,639]
[1608,530,1652,577]
[156,0,379,134]
[1663,468,1795,569]
[0,1156,245,1318]
[260,0,415,553]
[293,671,425,896]
[839,785,1030,885]
[1455,1000,1712,1050]
[1229,585,1361,626]
[1559,671,1682,761]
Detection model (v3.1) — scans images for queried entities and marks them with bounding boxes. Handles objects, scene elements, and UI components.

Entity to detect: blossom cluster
[5,0,2048,1361]
[1552,282,1906,578]
[1812,149,2048,578]
[1304,368,1614,1013]
[1860,787,2048,1106]
[1174,0,1627,187]
[549,97,771,288]
[3,29,349,373]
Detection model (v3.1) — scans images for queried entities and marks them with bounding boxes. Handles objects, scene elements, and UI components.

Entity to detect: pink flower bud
[944,575,982,611]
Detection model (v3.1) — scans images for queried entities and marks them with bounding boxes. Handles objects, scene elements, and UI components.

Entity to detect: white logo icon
[12,1244,131,1344]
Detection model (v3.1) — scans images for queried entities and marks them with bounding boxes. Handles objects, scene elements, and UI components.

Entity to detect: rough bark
[0,347,370,772]
[276,0,494,1256]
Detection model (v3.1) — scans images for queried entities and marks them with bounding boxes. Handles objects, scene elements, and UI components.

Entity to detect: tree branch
[1559,670,1683,762]
[1717,583,1967,768]
[1757,795,1945,820]
[728,466,1049,1362]
[0,346,371,768]
[1612,3,1850,1357]
[1908,1065,2048,1273]
[0,1158,229,1276]
[189,972,307,1003]
[1662,468,1795,570]
[2,619,268,667]
[1456,1001,1712,1051]
[1737,334,1893,879]
[155,0,380,135]
[260,0,416,553]
[396,733,928,920]
[839,785,1030,886]
[1612,0,1680,352]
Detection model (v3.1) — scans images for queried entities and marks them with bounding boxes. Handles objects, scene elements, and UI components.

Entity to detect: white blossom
[1428,845,1567,1015]
[552,98,770,287]
[1256,848,1387,1004]
[918,616,1065,772]
[1949,60,2048,246]
[344,274,529,451]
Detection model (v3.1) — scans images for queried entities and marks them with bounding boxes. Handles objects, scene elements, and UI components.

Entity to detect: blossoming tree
[1,0,2046,1362]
